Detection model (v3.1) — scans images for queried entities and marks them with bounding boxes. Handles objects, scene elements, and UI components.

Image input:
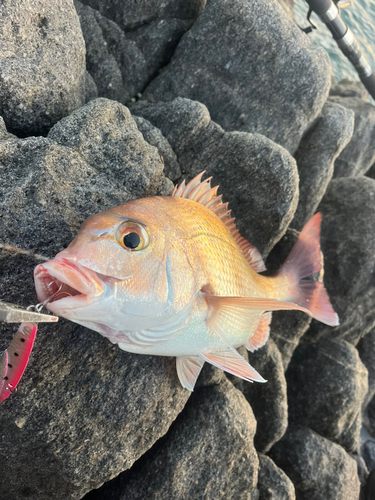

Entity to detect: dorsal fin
[172,172,266,272]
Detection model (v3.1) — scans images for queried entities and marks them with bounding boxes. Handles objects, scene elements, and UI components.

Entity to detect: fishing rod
[302,0,375,100]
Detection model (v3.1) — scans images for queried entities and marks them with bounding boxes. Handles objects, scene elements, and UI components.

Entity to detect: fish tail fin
[277,213,339,327]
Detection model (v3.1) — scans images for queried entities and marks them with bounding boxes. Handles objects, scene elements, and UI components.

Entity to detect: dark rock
[257,454,296,500]
[292,101,354,231]
[330,78,370,100]
[79,0,205,32]
[366,163,375,179]
[363,470,375,500]
[329,96,375,177]
[368,397,375,438]
[351,453,369,486]
[131,98,299,255]
[142,0,331,153]
[265,229,312,369]
[0,116,16,140]
[133,115,181,181]
[358,330,375,409]
[270,427,360,500]
[0,0,86,136]
[0,98,178,500]
[306,177,375,345]
[243,339,287,453]
[287,338,368,452]
[362,440,375,472]
[83,378,258,500]
[85,71,98,102]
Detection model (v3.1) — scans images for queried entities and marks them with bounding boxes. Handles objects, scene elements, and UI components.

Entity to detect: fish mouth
[34,258,103,314]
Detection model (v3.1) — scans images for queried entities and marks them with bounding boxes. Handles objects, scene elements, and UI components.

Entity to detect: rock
[79,0,205,32]
[243,339,288,453]
[366,163,375,179]
[0,98,179,500]
[270,427,361,500]
[363,470,375,500]
[362,440,375,472]
[0,116,16,140]
[142,0,331,153]
[131,98,299,255]
[330,78,370,100]
[351,454,369,486]
[74,1,148,104]
[265,229,312,370]
[257,454,296,500]
[328,96,375,177]
[133,115,181,181]
[286,338,368,452]
[84,70,98,103]
[83,378,259,500]
[0,0,86,136]
[358,330,375,409]
[291,101,355,231]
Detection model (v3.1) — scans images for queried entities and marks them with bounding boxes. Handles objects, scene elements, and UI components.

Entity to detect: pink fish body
[34,173,338,390]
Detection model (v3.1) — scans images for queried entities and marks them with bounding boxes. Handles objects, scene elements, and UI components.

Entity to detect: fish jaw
[34,258,104,316]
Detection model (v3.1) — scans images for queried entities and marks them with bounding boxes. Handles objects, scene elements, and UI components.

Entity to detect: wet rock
[330,78,370,101]
[243,340,288,453]
[306,177,375,345]
[270,427,360,500]
[0,0,86,136]
[265,229,312,369]
[358,330,375,409]
[287,338,368,452]
[329,96,375,177]
[291,101,354,231]
[84,378,258,500]
[131,98,299,255]
[142,0,331,153]
[0,98,178,500]
[133,115,181,181]
[257,454,296,500]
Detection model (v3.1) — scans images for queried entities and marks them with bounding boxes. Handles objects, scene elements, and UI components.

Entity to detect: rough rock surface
[0,98,178,500]
[84,378,258,500]
[358,330,375,409]
[286,338,368,452]
[142,0,331,153]
[0,0,86,136]
[270,427,360,500]
[131,97,299,255]
[133,115,181,181]
[306,177,375,345]
[257,454,296,500]
[243,340,288,453]
[291,101,354,231]
[329,96,375,177]
[330,78,371,100]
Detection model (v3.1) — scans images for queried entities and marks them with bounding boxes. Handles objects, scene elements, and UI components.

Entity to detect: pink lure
[0,323,37,403]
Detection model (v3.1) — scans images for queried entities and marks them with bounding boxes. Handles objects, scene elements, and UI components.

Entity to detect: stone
[330,78,370,100]
[243,340,288,453]
[133,115,181,181]
[363,470,375,500]
[84,70,98,103]
[0,0,86,136]
[0,116,16,140]
[358,330,375,409]
[0,98,179,500]
[265,229,312,370]
[142,0,331,153]
[286,338,368,452]
[329,96,375,177]
[83,378,258,500]
[351,454,369,486]
[306,177,375,345]
[257,454,296,500]
[270,427,361,500]
[291,101,355,231]
[131,98,299,255]
[362,440,375,472]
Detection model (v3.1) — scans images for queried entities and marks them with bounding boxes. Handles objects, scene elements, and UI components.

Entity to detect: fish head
[34,198,173,335]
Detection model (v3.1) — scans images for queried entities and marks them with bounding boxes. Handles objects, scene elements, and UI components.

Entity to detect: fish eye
[116,220,149,251]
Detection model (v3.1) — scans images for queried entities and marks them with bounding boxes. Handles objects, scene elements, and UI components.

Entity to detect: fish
[34,172,339,391]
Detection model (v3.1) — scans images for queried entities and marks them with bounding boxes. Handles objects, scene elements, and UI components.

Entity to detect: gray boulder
[257,454,296,500]
[291,101,354,231]
[243,340,288,453]
[358,330,375,409]
[142,0,331,153]
[270,427,360,500]
[306,177,375,345]
[0,0,86,136]
[131,98,299,255]
[330,78,371,100]
[329,96,375,177]
[286,338,368,452]
[84,70,98,103]
[0,98,178,500]
[84,378,259,500]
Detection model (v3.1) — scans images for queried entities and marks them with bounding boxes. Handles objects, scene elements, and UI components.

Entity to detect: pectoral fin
[176,355,205,391]
[246,312,272,352]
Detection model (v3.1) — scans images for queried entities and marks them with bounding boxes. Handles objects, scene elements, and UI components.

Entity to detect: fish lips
[34,258,103,314]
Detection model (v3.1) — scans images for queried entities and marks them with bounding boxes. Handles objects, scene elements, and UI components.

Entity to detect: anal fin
[246,312,272,352]
[176,355,205,391]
